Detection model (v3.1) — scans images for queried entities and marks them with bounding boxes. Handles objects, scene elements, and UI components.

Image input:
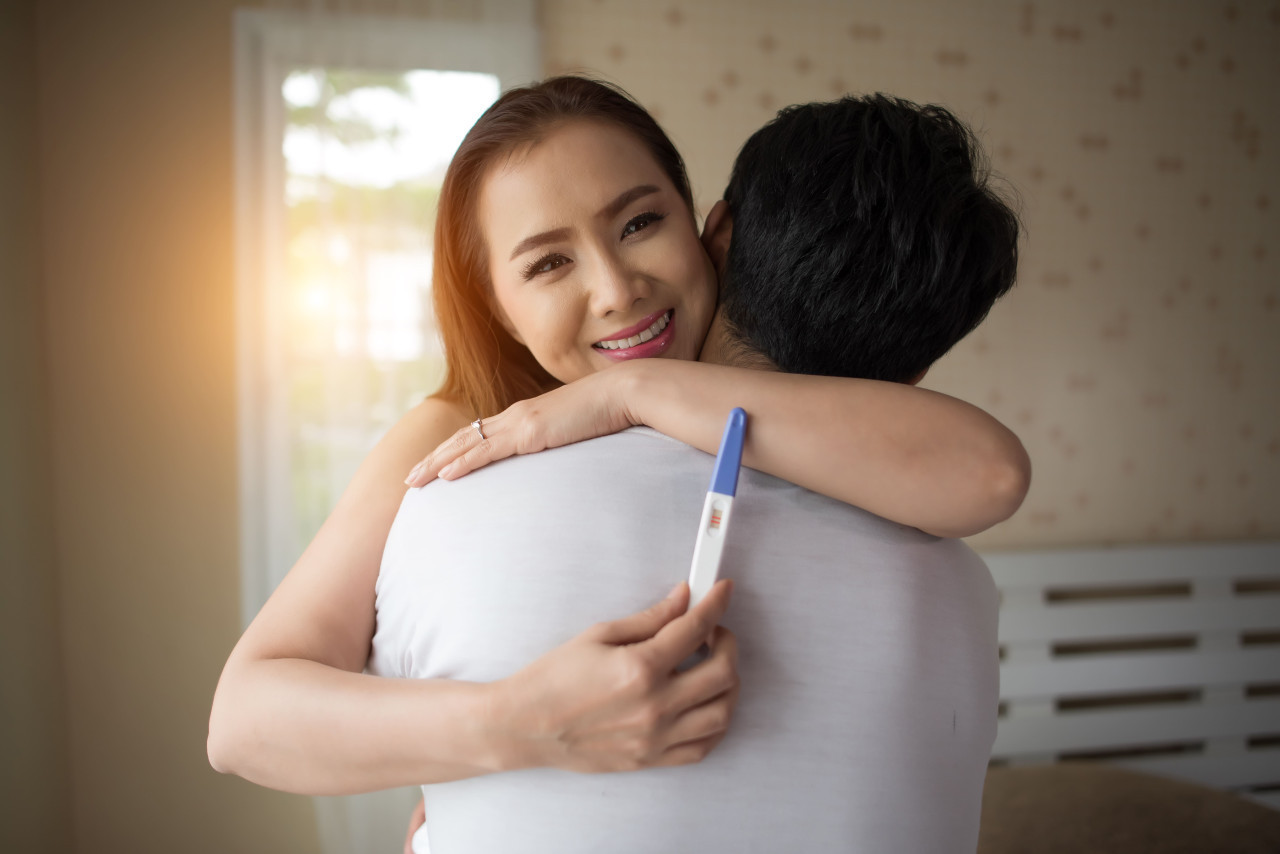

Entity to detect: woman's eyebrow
[596,184,660,221]
[507,185,662,262]
[509,227,571,261]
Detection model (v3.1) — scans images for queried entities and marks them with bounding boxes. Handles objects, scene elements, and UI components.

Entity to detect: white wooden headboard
[983,541,1280,810]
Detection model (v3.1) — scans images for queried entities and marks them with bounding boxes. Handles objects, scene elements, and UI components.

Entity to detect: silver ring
[471,418,485,441]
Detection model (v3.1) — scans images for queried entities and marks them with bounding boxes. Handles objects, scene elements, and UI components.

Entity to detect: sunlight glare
[283,69,499,188]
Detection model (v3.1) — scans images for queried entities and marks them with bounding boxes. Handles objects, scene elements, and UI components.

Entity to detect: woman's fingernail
[404,462,426,485]
[439,462,458,479]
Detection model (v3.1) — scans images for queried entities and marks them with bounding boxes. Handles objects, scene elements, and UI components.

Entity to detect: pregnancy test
[688,408,747,609]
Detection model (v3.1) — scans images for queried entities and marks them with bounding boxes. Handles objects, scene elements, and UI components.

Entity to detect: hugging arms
[208,78,1026,797]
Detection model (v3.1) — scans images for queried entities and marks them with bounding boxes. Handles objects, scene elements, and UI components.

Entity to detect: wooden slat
[984,544,1280,812]
[1117,750,1280,789]
[1000,648,1280,700]
[993,698,1280,756]
[984,542,1280,589]
[997,597,1280,644]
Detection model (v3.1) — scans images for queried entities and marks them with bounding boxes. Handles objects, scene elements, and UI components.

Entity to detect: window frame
[232,7,540,629]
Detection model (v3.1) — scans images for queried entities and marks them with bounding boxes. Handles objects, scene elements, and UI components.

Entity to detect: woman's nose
[588,253,650,317]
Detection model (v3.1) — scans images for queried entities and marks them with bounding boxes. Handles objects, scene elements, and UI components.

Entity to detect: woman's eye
[522,254,569,279]
[621,211,667,239]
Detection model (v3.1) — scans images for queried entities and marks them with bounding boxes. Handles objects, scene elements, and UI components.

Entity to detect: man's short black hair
[720,94,1020,383]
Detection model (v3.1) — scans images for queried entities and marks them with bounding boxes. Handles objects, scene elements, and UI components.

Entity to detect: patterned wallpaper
[539,0,1280,550]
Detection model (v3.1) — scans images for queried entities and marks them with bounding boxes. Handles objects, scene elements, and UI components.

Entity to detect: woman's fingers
[405,417,499,486]
[405,373,638,487]
[662,625,739,716]
[504,577,738,775]
[660,686,738,761]
[642,579,734,674]
[652,691,738,768]
[404,423,472,486]
[651,733,722,768]
[406,404,538,486]
[437,435,503,480]
[653,637,741,766]
[589,582,689,646]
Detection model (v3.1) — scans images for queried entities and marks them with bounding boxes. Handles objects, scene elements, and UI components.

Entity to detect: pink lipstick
[592,309,676,362]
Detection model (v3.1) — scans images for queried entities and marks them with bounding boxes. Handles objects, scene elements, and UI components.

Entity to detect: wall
[0,1,74,851]
[35,0,318,850]
[541,0,1280,550]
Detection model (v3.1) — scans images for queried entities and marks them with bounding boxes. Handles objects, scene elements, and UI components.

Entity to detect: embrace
[209,76,1028,853]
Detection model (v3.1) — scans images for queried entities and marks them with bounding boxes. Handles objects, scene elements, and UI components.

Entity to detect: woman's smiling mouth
[592,309,675,360]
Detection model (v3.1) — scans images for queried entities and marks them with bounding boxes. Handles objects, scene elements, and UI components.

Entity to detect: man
[373,93,1021,852]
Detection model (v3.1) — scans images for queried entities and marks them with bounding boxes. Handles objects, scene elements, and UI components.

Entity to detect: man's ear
[907,368,928,386]
[700,199,733,278]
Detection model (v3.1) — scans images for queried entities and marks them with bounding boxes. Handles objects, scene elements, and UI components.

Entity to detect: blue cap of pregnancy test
[709,408,747,496]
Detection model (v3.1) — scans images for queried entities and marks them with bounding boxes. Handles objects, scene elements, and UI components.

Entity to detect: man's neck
[697,308,777,371]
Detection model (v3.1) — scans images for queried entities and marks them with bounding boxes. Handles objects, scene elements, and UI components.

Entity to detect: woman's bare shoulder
[325,394,470,502]
[408,394,473,429]
[390,395,473,451]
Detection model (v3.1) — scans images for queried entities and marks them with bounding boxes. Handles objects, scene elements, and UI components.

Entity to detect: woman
[208,77,1028,797]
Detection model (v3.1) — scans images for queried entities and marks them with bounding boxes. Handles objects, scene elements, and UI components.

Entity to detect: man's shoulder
[734,469,987,560]
[405,428,708,502]
[476,427,706,474]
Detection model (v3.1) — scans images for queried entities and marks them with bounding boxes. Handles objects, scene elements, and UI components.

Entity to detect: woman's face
[478,120,718,385]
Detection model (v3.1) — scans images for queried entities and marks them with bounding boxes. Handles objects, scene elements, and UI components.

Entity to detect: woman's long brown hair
[431,76,695,418]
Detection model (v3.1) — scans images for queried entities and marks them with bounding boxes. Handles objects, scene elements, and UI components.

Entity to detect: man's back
[371,428,999,853]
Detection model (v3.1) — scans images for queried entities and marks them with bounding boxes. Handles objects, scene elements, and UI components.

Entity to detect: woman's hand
[496,579,740,774]
[405,365,641,487]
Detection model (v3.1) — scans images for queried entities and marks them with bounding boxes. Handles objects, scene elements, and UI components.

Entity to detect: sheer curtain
[233,3,538,851]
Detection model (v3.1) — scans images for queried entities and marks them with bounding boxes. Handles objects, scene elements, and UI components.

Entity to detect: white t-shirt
[370,427,999,853]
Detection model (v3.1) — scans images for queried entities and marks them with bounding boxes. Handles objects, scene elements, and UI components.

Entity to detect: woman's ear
[700,200,734,278]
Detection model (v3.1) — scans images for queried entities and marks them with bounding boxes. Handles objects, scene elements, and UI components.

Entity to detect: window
[233,7,539,630]
[277,65,496,567]
[234,8,539,853]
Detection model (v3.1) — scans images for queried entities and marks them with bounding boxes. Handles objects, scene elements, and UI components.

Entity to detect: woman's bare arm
[412,360,1030,539]
[207,398,496,792]
[618,360,1030,538]
[208,397,740,795]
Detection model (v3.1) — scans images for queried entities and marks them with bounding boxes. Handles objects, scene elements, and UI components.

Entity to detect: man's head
[701,93,1020,383]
